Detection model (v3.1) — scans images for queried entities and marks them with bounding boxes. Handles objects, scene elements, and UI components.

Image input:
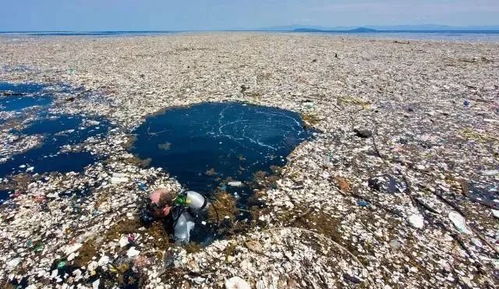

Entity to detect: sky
[0,0,498,31]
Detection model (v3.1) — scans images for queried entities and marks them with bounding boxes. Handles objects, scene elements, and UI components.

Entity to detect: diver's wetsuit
[139,192,209,242]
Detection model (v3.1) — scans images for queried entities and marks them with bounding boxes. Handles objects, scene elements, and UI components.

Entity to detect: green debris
[300,112,321,127]
[57,261,67,269]
[460,128,498,143]
[33,243,44,253]
[337,95,371,109]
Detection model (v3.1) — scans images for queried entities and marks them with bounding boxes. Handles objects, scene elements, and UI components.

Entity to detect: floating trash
[368,174,407,194]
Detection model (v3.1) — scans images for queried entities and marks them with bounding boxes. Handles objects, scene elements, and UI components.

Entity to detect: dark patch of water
[131,102,313,242]
[133,102,312,193]
[0,189,10,203]
[0,95,53,111]
[467,184,498,209]
[0,81,112,178]
[0,82,46,95]
[0,82,52,113]
[0,115,110,177]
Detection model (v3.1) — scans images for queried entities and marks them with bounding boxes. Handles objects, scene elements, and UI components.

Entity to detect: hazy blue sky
[0,0,498,31]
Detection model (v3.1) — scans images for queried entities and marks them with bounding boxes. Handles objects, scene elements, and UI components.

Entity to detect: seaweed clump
[207,191,239,224]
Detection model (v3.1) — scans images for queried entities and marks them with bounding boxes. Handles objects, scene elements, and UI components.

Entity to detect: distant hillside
[293,28,327,32]
[292,27,377,33]
[348,27,377,33]
[265,24,499,32]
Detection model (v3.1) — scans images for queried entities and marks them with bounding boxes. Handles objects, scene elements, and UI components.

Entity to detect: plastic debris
[126,247,140,258]
[119,236,129,248]
[228,181,244,187]
[368,175,407,194]
[353,128,372,138]
[174,211,195,244]
[110,173,129,184]
[481,170,499,176]
[408,214,425,229]
[98,255,110,266]
[92,279,100,289]
[6,258,21,269]
[0,34,498,289]
[357,200,369,207]
[57,260,67,269]
[225,276,251,289]
[64,243,82,255]
[449,212,472,234]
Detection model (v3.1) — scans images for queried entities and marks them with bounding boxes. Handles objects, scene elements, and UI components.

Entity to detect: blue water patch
[132,102,312,196]
[0,95,52,111]
[0,115,110,177]
[0,190,10,203]
[0,81,112,178]
[0,82,52,112]
[0,82,46,95]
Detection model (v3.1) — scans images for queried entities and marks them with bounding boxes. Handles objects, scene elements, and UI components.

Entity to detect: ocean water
[0,31,175,37]
[1,30,499,42]
[0,82,52,111]
[0,82,111,179]
[0,189,10,203]
[0,115,110,177]
[324,31,499,43]
[132,102,312,195]
[131,102,313,243]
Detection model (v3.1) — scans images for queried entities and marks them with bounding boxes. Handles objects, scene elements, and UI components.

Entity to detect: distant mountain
[293,28,328,32]
[262,24,499,32]
[293,27,377,33]
[368,25,499,31]
[261,25,331,31]
[348,27,377,33]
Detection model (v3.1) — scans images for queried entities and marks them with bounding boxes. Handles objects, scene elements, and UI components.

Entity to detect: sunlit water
[0,82,111,179]
[132,102,312,193]
[131,102,313,242]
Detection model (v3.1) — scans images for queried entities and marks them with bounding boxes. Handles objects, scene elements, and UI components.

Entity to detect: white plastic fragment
[127,247,140,257]
[225,276,251,289]
[119,236,129,247]
[492,209,499,219]
[7,258,21,269]
[64,243,82,255]
[228,181,243,187]
[67,252,77,262]
[448,212,472,234]
[110,173,129,184]
[87,261,98,273]
[98,255,110,266]
[481,170,499,176]
[92,279,100,289]
[408,214,424,229]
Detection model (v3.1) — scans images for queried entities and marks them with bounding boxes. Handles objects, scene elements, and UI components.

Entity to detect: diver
[140,188,210,244]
